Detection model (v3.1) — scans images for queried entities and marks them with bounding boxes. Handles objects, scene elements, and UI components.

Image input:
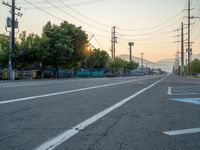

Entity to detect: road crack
[86,111,129,150]
[0,108,31,120]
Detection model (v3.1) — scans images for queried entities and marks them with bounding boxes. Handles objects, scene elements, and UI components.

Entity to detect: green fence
[77,70,104,77]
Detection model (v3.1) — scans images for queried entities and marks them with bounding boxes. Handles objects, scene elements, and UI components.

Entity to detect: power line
[57,0,110,28]
[43,0,110,33]
[124,22,181,37]
[191,1,200,35]
[118,30,175,42]
[17,0,71,5]
[93,36,103,50]
[23,0,111,39]
[23,0,63,21]
[19,0,107,9]
[117,9,184,31]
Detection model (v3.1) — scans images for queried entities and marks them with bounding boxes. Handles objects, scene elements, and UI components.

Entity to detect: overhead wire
[43,0,110,33]
[23,0,63,21]
[18,0,107,9]
[191,1,200,40]
[117,3,187,44]
[22,0,191,57]
[57,0,110,28]
[23,0,111,39]
[117,9,184,32]
[118,19,182,37]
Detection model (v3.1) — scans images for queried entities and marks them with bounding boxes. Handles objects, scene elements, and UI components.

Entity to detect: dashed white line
[34,77,166,150]
[167,86,172,95]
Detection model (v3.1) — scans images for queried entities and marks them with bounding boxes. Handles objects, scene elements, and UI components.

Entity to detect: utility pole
[186,0,200,75]
[3,0,21,80]
[187,0,191,76]
[140,52,144,75]
[128,42,134,62]
[111,26,117,59]
[111,28,113,59]
[141,52,144,68]
[181,22,184,77]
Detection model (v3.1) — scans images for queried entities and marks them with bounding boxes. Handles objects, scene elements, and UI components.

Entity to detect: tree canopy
[0,35,9,68]
[0,21,141,79]
[191,59,200,74]
[41,21,88,74]
[85,48,109,69]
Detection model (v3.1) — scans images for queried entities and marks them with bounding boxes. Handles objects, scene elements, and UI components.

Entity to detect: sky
[0,0,200,62]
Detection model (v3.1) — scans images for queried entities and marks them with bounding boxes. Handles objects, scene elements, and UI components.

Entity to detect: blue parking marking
[170,98,200,105]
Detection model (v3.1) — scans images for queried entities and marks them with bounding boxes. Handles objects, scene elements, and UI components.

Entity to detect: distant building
[151,68,162,74]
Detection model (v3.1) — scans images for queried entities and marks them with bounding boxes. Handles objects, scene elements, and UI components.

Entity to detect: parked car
[104,72,115,77]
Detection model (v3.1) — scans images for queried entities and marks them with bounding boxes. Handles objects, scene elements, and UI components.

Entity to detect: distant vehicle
[192,73,200,77]
[104,72,115,77]
[196,73,200,77]
[133,71,145,76]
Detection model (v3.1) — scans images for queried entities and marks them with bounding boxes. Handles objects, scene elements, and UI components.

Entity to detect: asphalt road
[0,75,200,150]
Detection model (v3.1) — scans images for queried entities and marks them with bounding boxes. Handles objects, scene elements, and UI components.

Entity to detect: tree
[16,32,43,69]
[42,21,88,77]
[0,35,9,68]
[85,48,110,69]
[175,66,180,75]
[191,59,200,74]
[125,61,139,70]
[63,23,88,69]
[0,21,89,79]
[108,57,128,75]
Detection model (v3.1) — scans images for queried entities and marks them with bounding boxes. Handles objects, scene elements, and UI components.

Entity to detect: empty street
[0,75,200,150]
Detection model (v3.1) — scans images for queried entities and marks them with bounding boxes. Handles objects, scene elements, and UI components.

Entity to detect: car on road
[104,72,115,77]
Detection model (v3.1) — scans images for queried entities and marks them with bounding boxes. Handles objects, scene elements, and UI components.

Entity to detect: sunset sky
[1,0,200,62]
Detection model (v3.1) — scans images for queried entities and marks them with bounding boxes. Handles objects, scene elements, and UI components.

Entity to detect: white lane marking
[35,77,166,150]
[168,86,200,96]
[1,82,53,88]
[163,128,200,136]
[167,87,172,95]
[0,76,160,105]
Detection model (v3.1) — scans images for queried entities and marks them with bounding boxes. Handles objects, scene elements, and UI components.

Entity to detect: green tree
[85,48,110,69]
[125,61,139,70]
[0,35,9,68]
[63,23,88,69]
[16,32,43,69]
[42,21,88,77]
[175,66,180,75]
[108,57,128,75]
[191,59,200,74]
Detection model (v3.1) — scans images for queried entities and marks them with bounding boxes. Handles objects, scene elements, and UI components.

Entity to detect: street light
[128,42,134,62]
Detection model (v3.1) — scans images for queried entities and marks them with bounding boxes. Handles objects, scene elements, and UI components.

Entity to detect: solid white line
[163,127,200,136]
[1,82,52,88]
[0,76,159,105]
[35,77,166,150]
[167,86,172,95]
[0,78,108,88]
